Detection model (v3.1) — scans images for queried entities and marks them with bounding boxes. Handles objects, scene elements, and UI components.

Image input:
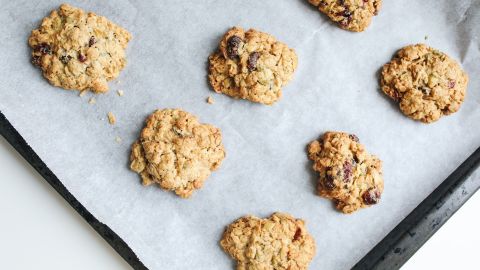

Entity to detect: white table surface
[0,135,478,270]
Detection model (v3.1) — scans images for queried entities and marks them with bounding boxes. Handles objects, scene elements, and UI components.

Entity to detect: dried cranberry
[391,90,401,101]
[31,56,41,66]
[362,188,381,205]
[226,35,243,59]
[293,228,302,241]
[349,134,359,142]
[343,160,353,182]
[337,8,352,27]
[89,36,96,47]
[59,55,72,64]
[247,52,260,71]
[353,156,359,165]
[34,43,52,55]
[78,53,87,62]
[448,80,456,89]
[336,7,352,17]
[323,172,336,190]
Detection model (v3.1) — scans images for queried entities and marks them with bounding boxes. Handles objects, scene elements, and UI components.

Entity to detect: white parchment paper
[1,0,479,269]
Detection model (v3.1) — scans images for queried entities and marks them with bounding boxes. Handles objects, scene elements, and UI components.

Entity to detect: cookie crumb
[115,136,122,143]
[88,97,96,104]
[424,35,428,40]
[107,112,116,125]
[207,96,215,104]
[79,90,87,97]
[117,90,124,96]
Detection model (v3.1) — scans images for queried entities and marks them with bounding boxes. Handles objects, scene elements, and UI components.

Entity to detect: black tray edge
[0,111,147,270]
[352,146,480,269]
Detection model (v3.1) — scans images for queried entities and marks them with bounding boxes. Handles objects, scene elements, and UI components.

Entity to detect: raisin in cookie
[381,44,468,123]
[221,213,316,270]
[130,109,225,198]
[208,27,298,105]
[308,132,384,214]
[29,4,131,93]
[308,0,381,32]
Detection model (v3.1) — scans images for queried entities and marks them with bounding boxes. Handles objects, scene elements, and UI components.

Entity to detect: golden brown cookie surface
[381,44,468,123]
[29,4,131,93]
[308,132,384,214]
[130,109,225,198]
[208,27,298,105]
[220,213,316,270]
[308,0,382,32]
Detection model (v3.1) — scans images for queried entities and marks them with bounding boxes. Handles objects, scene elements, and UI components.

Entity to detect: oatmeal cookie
[220,212,316,270]
[381,44,468,123]
[29,4,131,93]
[308,132,384,214]
[130,109,225,198]
[308,0,382,32]
[208,27,298,105]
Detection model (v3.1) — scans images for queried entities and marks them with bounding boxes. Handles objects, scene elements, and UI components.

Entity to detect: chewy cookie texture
[29,4,131,93]
[308,0,381,32]
[221,213,316,270]
[308,132,384,214]
[381,44,468,123]
[209,27,298,105]
[130,109,225,198]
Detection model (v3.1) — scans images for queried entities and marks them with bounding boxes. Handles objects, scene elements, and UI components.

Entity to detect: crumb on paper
[207,96,215,104]
[88,97,96,104]
[107,112,116,125]
[79,90,87,97]
[424,35,428,40]
[115,136,122,143]
[116,80,121,84]
[117,90,124,96]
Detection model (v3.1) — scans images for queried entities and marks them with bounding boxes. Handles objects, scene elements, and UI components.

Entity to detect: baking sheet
[0,0,479,269]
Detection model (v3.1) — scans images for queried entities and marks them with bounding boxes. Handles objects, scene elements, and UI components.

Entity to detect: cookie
[29,4,131,93]
[220,213,316,270]
[381,44,468,123]
[208,27,298,105]
[130,109,225,198]
[308,132,384,214]
[308,0,382,32]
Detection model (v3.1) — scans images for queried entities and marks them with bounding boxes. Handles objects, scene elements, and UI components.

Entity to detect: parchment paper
[1,1,479,269]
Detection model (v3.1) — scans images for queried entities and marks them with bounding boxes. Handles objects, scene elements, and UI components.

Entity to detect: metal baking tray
[2,0,480,268]
[1,111,478,269]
